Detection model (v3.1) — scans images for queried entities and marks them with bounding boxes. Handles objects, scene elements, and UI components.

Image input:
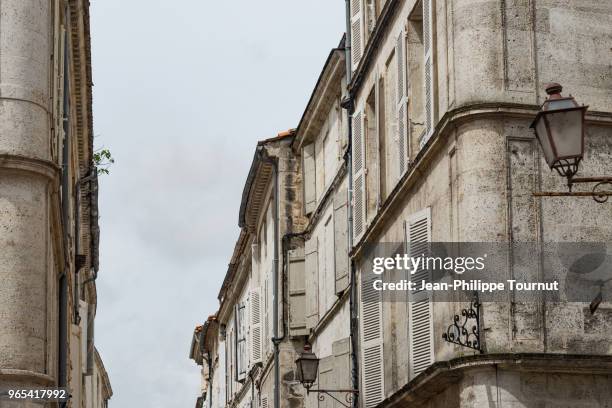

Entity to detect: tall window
[407,10,425,159]
[235,302,247,380]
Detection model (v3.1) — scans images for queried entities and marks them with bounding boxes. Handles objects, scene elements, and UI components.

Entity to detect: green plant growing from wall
[93,148,115,175]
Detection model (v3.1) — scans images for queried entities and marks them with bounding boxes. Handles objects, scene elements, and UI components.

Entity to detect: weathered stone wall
[0,0,55,392]
[458,367,612,408]
[350,0,612,403]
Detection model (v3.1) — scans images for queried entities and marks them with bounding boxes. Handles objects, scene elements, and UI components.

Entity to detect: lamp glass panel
[546,99,576,110]
[300,358,319,383]
[534,116,556,167]
[548,109,583,159]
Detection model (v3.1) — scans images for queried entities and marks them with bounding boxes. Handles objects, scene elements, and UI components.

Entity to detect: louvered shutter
[305,237,319,329]
[79,300,88,373]
[288,247,308,336]
[422,0,435,147]
[319,357,335,408]
[333,186,349,293]
[360,270,384,407]
[263,277,270,357]
[303,144,317,214]
[350,0,363,70]
[352,112,367,242]
[406,208,434,378]
[249,288,263,365]
[396,31,409,174]
[333,338,351,393]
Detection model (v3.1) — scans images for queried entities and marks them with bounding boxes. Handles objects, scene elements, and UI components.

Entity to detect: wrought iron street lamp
[295,344,358,408]
[295,344,319,389]
[532,83,612,202]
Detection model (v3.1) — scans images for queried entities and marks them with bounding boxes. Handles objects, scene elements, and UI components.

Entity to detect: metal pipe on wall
[59,5,71,388]
[259,147,282,408]
[343,1,359,407]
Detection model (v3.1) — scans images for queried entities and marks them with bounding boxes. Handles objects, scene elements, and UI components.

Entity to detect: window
[410,0,435,147]
[225,325,234,399]
[303,143,316,214]
[377,76,388,201]
[365,0,377,36]
[407,4,427,156]
[235,302,247,380]
[365,85,379,218]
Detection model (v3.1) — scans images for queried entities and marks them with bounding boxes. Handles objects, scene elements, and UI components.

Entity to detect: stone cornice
[0,154,60,182]
[0,85,50,113]
[0,369,55,386]
[381,353,612,408]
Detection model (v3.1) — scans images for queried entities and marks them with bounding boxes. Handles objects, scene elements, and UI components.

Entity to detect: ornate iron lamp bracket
[305,388,359,408]
[534,176,612,203]
[442,292,483,353]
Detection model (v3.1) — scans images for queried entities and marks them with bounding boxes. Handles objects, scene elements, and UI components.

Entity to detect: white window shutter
[79,300,88,373]
[352,111,367,242]
[360,271,384,408]
[350,0,363,70]
[318,357,335,408]
[263,277,270,357]
[333,186,349,293]
[305,237,319,329]
[303,144,317,214]
[333,338,351,390]
[422,0,435,147]
[405,208,434,378]
[249,288,263,365]
[288,247,308,336]
[396,31,409,175]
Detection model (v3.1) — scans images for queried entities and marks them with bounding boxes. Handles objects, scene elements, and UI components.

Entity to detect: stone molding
[0,369,55,386]
[383,353,612,408]
[0,154,60,182]
[0,84,51,113]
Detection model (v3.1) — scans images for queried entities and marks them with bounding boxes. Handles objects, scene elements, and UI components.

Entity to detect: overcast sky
[90,1,345,407]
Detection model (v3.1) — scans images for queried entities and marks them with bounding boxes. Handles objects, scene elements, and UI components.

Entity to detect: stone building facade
[191,132,308,408]
[0,1,112,407]
[347,1,612,407]
[192,1,612,408]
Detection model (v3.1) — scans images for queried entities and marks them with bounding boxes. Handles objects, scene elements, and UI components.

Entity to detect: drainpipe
[343,1,359,407]
[207,351,213,408]
[58,10,71,390]
[259,148,282,408]
[199,328,213,408]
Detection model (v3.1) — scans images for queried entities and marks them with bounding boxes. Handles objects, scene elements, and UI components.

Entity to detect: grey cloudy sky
[90,1,345,407]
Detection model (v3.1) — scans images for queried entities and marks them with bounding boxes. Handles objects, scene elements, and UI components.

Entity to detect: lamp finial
[545,82,563,98]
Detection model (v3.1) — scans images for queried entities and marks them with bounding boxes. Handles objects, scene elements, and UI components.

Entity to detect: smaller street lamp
[295,344,319,390]
[532,83,612,202]
[295,344,358,408]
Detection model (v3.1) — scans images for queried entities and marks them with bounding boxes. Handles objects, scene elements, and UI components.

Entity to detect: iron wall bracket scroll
[442,292,483,353]
[534,176,612,203]
[305,388,359,408]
